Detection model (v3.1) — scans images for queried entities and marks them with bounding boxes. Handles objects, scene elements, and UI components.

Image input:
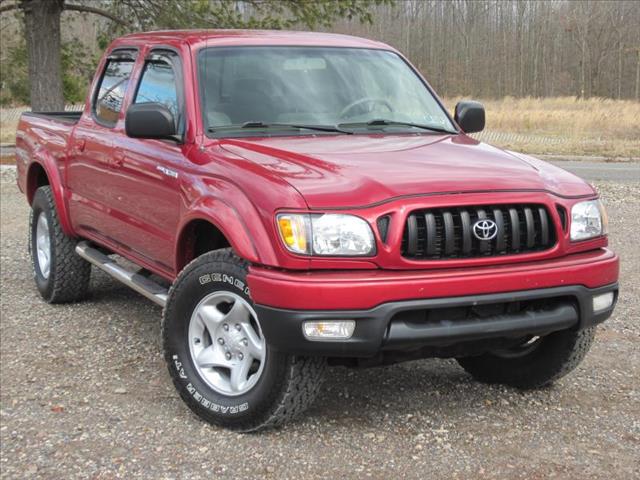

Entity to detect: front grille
[401,204,556,260]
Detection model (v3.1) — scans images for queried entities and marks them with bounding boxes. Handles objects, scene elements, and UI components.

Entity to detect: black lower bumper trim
[255,283,618,357]
[384,303,577,349]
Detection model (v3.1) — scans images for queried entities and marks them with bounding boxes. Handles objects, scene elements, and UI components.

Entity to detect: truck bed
[22,111,82,125]
[15,110,83,197]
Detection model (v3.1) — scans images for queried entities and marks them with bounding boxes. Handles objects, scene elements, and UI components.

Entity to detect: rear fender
[26,156,75,237]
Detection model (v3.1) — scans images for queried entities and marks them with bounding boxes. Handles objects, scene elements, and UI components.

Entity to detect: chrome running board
[75,241,168,307]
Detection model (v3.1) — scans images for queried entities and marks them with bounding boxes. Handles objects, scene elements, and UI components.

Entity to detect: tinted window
[94,58,134,125]
[134,57,180,130]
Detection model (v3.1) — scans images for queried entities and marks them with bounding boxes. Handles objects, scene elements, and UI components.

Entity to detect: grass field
[1,97,639,159]
[444,96,640,159]
[0,118,18,144]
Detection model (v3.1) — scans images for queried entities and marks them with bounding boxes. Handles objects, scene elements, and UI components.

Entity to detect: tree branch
[63,3,130,27]
[0,2,20,14]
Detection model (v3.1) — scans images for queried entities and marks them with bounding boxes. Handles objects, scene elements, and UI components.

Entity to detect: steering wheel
[339,97,393,120]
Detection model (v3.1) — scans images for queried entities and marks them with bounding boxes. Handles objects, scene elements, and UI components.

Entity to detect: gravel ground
[1,169,639,479]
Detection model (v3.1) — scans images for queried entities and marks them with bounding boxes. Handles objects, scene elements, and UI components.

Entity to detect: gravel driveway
[1,170,638,479]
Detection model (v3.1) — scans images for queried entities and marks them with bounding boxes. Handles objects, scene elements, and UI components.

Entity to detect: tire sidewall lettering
[172,354,249,415]
[198,272,250,296]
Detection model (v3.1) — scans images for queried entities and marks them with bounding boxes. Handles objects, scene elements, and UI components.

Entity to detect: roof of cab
[114,29,393,52]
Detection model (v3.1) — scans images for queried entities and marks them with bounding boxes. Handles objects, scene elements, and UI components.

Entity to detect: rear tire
[456,327,596,389]
[163,249,326,432]
[29,186,91,303]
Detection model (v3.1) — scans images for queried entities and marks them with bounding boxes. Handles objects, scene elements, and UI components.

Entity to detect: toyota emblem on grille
[472,219,498,241]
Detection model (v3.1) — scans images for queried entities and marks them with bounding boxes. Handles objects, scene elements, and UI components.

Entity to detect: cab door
[107,50,188,274]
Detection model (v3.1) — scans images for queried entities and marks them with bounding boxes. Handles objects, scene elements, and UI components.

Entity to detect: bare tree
[323,0,640,99]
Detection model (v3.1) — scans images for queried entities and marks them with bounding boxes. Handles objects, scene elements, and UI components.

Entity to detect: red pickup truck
[16,30,619,432]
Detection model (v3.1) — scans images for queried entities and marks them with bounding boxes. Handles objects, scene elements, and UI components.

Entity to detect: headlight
[277,213,375,256]
[312,214,375,255]
[571,200,607,241]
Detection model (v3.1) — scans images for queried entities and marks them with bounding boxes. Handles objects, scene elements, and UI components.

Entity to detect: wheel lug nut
[217,338,224,345]
[225,352,232,360]
[223,323,229,331]
[242,338,248,346]
[235,324,242,331]
[238,353,244,360]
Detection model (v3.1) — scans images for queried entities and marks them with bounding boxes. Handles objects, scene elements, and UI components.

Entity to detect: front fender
[176,195,278,269]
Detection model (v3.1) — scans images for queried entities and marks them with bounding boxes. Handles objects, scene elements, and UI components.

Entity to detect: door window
[94,57,134,126]
[134,55,181,133]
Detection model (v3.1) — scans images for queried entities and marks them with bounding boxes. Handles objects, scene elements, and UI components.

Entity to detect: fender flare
[175,196,278,270]
[26,157,75,237]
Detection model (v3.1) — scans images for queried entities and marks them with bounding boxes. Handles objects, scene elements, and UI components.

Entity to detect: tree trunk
[21,0,65,111]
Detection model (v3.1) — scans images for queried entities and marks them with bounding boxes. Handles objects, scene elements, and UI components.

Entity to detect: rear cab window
[93,50,136,127]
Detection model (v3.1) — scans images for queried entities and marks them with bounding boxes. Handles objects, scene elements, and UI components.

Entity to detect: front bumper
[249,249,619,357]
[255,284,618,356]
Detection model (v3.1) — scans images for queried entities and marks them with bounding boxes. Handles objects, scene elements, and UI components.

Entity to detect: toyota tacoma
[15,30,619,432]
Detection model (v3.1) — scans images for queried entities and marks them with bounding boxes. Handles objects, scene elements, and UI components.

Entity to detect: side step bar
[75,241,168,307]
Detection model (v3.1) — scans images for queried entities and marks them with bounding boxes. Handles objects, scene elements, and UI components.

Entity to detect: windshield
[198,47,456,135]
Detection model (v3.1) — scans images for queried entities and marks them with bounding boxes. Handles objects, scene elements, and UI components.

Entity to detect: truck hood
[219,134,595,208]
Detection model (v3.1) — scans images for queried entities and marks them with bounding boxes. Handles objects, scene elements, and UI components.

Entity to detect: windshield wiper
[209,121,353,134]
[339,119,456,134]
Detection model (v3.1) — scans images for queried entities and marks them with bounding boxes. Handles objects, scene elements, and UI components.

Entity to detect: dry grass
[0,118,19,144]
[0,154,15,165]
[444,96,640,159]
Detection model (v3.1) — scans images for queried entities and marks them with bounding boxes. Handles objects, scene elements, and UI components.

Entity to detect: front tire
[29,186,91,303]
[163,249,326,432]
[457,327,596,389]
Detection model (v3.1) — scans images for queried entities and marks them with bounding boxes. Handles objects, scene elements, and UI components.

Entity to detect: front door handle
[112,151,125,168]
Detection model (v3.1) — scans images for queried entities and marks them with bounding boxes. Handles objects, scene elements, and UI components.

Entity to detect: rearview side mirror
[125,103,176,139]
[454,101,485,134]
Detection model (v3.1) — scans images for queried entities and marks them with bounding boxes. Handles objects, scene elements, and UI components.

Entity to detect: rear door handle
[70,138,86,155]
